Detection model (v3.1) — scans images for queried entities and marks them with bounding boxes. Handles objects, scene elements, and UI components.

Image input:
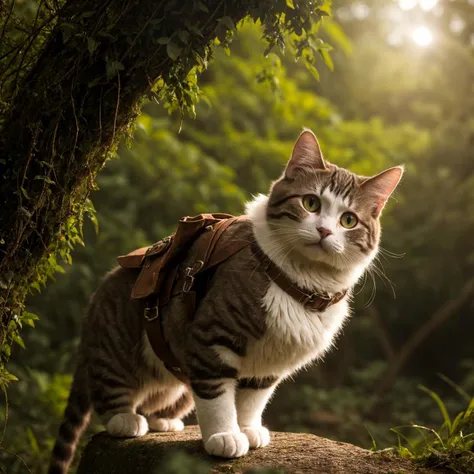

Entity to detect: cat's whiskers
[364,269,377,307]
[378,246,405,260]
[371,256,396,297]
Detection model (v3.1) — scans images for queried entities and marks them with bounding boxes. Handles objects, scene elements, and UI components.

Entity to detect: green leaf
[305,60,320,81]
[26,428,40,455]
[13,335,25,349]
[106,60,124,80]
[286,0,295,8]
[319,48,334,71]
[178,30,189,45]
[317,3,332,16]
[87,37,98,55]
[166,42,181,61]
[60,23,75,44]
[157,37,170,45]
[419,385,452,433]
[188,25,203,37]
[22,311,39,321]
[197,1,209,12]
[220,16,236,31]
[264,43,275,57]
[34,175,55,185]
[21,187,30,199]
[4,372,18,383]
[88,77,101,88]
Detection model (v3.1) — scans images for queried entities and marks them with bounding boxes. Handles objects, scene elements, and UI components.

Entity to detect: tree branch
[368,278,474,416]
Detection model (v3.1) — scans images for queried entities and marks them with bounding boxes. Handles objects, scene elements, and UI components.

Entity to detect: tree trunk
[0,0,256,370]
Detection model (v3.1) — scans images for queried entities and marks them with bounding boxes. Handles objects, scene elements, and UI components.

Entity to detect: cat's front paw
[106,413,148,438]
[205,432,249,458]
[241,426,270,449]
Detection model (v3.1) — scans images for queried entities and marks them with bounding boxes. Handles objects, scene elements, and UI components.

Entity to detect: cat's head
[264,129,403,272]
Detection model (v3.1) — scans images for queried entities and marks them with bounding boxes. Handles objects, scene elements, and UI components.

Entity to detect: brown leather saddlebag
[117,213,250,382]
[117,213,243,300]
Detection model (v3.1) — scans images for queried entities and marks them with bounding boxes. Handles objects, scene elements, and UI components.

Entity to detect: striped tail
[48,366,91,474]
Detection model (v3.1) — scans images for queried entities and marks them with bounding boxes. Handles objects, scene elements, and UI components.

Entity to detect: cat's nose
[317,227,333,239]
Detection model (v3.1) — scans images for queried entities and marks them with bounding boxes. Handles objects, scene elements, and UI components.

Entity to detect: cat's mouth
[304,241,326,251]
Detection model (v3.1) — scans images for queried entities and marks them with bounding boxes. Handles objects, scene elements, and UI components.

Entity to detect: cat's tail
[48,364,91,474]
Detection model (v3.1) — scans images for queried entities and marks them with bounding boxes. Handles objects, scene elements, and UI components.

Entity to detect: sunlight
[412,26,433,46]
[399,0,417,10]
[419,0,438,11]
[399,0,439,10]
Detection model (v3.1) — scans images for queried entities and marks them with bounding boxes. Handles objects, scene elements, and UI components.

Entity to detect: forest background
[1,0,474,472]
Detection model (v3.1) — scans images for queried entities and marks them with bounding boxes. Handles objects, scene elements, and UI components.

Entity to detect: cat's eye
[302,195,321,213]
[340,212,358,229]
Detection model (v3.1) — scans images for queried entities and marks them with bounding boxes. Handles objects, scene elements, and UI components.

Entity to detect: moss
[77,426,446,474]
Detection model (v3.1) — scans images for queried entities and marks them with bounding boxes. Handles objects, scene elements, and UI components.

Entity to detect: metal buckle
[303,292,331,306]
[182,260,204,293]
[304,293,318,305]
[144,305,159,322]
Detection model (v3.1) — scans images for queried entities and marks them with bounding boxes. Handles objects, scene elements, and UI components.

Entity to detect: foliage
[392,385,474,474]
[2,1,474,474]
[0,16,433,472]
[0,0,334,392]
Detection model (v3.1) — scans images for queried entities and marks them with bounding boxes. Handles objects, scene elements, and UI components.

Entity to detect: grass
[388,380,474,473]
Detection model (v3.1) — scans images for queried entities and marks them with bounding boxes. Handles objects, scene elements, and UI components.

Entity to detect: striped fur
[49,129,402,470]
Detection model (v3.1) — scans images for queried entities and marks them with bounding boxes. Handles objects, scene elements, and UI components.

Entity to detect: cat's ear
[361,166,404,218]
[285,129,326,179]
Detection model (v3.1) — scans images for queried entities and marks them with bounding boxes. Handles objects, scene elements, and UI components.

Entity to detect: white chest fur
[212,194,367,380]
[239,282,350,378]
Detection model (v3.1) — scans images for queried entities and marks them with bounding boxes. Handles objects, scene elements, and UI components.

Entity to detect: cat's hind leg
[141,387,194,432]
[89,369,148,438]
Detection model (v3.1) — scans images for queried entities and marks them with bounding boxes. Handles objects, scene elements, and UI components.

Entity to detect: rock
[77,425,442,474]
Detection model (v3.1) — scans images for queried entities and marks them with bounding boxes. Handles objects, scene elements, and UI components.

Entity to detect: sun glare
[412,26,433,46]
[398,0,439,10]
[399,0,417,10]
[419,0,438,11]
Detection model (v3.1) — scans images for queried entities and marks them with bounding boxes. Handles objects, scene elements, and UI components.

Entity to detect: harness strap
[144,216,251,383]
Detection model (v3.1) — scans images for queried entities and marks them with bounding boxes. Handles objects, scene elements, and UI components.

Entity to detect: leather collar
[251,242,347,312]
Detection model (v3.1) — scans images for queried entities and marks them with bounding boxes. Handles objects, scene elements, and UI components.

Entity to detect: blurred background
[2,0,474,472]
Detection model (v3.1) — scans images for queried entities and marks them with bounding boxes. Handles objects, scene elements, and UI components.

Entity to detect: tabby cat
[48,130,403,473]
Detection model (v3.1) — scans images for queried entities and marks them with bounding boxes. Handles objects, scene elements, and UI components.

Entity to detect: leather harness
[117,214,347,383]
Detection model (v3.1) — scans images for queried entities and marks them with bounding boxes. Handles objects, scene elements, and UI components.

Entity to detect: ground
[77,425,446,474]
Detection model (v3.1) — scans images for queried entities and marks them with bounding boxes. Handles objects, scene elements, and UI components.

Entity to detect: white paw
[148,418,184,432]
[205,431,249,458]
[241,426,270,449]
[106,413,148,438]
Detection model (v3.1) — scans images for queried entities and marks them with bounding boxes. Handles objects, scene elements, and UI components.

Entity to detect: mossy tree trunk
[0,0,258,377]
[0,0,331,382]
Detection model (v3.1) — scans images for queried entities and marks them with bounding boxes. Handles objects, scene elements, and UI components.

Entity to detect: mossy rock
[77,425,445,474]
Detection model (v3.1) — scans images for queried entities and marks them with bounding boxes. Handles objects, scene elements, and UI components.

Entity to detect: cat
[48,129,403,473]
